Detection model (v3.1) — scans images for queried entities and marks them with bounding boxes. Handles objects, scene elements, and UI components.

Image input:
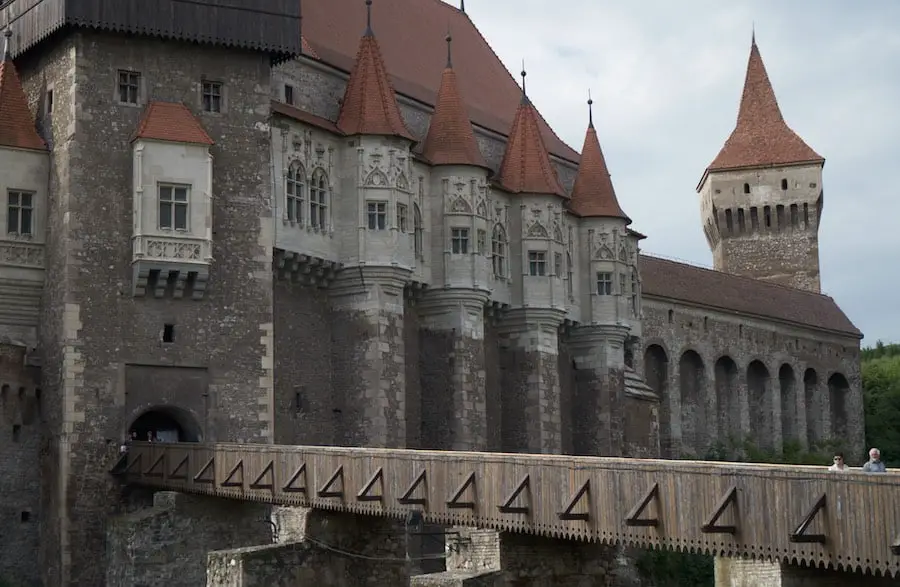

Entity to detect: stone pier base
[715,557,900,586]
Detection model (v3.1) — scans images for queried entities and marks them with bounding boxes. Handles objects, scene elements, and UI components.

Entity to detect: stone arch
[779,364,798,445]
[128,406,203,443]
[747,360,773,451]
[678,350,707,457]
[827,372,850,440]
[643,344,670,457]
[714,356,739,444]
[804,368,822,447]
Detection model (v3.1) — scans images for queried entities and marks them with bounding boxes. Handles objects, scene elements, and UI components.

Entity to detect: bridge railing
[116,442,900,577]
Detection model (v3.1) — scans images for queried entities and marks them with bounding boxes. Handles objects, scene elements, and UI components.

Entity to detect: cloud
[463,0,900,343]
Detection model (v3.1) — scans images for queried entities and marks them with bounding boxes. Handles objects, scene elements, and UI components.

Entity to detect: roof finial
[364,0,373,36]
[520,60,529,103]
[460,0,465,12]
[751,21,756,45]
[445,28,453,69]
[2,27,11,61]
[587,89,594,129]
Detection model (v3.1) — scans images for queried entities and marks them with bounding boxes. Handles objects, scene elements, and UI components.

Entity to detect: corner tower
[698,34,825,292]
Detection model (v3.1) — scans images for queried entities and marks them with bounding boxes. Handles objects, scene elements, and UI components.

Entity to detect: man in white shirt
[828,453,848,472]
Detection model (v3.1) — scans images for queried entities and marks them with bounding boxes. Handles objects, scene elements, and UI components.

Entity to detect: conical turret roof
[570,101,629,222]
[335,3,414,141]
[704,36,823,180]
[0,42,46,151]
[498,85,564,197]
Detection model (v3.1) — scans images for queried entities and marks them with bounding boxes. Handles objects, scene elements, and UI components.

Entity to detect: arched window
[413,204,423,259]
[286,161,305,224]
[566,252,573,297]
[492,224,507,278]
[310,169,328,230]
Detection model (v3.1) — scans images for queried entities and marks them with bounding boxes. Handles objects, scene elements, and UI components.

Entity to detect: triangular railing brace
[398,470,427,505]
[317,465,344,498]
[498,475,530,514]
[790,493,827,544]
[169,454,189,481]
[282,463,307,494]
[625,482,660,527]
[356,467,384,502]
[221,460,244,488]
[249,460,274,491]
[193,457,215,485]
[446,472,476,510]
[701,486,738,534]
[145,453,166,478]
[558,479,590,521]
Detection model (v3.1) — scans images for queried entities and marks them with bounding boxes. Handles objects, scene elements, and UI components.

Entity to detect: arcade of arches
[643,344,852,458]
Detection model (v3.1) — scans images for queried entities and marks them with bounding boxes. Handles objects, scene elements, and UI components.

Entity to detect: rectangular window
[7,191,33,235]
[451,228,469,254]
[284,84,295,105]
[367,201,387,230]
[596,272,612,295]
[159,185,190,230]
[528,251,546,276]
[202,81,223,113]
[554,252,562,278]
[310,174,327,229]
[476,229,486,254]
[46,89,53,114]
[117,70,141,105]
[396,204,408,232]
[619,273,626,295]
[631,272,638,314]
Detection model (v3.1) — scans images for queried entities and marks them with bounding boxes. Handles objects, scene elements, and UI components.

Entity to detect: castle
[0,0,863,585]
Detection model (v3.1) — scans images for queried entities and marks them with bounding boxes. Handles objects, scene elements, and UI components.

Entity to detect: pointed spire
[0,28,46,151]
[570,95,629,222]
[460,0,465,13]
[704,35,823,176]
[498,79,565,197]
[519,61,529,105]
[421,31,487,169]
[445,27,452,68]
[335,0,414,141]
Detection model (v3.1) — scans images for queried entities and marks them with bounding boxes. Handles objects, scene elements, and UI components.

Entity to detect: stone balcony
[131,235,212,300]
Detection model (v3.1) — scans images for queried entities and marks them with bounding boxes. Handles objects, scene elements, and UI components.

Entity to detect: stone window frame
[396,203,409,233]
[619,272,627,295]
[566,252,574,298]
[631,270,639,316]
[492,224,508,279]
[476,228,487,255]
[450,227,469,255]
[6,189,34,237]
[553,252,563,279]
[527,250,546,277]
[366,201,388,230]
[285,161,306,225]
[200,79,226,114]
[115,69,144,107]
[412,204,424,258]
[44,83,55,117]
[284,83,295,105]
[158,183,191,232]
[596,271,612,296]
[309,168,329,231]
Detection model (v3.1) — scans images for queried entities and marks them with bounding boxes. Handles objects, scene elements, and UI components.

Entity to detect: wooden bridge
[117,442,900,578]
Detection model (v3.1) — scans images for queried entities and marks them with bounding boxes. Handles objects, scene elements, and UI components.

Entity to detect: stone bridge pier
[715,557,900,586]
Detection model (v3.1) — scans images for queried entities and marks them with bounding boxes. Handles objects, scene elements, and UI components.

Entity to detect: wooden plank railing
[116,442,900,577]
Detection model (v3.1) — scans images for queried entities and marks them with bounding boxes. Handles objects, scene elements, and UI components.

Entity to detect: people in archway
[863,448,887,473]
[828,452,848,472]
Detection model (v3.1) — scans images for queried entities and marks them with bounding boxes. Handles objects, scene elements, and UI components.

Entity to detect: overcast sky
[458,0,900,345]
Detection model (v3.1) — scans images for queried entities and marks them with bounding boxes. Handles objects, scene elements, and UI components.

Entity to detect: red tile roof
[702,38,823,183]
[498,96,566,197]
[271,100,343,135]
[302,0,578,162]
[420,41,487,169]
[133,101,214,145]
[300,36,318,59]
[0,58,46,151]
[640,255,860,337]
[335,27,415,141]
[570,111,629,221]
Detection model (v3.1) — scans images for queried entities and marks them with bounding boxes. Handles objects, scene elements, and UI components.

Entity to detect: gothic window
[158,185,189,230]
[201,81,223,113]
[492,224,507,278]
[286,162,305,223]
[117,70,141,105]
[596,272,612,295]
[367,201,387,230]
[6,190,33,236]
[476,229,487,255]
[451,228,469,254]
[413,204,423,258]
[554,252,562,279]
[528,251,546,276]
[310,169,328,230]
[619,273,626,295]
[396,203,408,232]
[566,252,573,297]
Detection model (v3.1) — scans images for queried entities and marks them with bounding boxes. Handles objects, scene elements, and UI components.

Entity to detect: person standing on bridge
[828,453,848,471]
[863,448,887,473]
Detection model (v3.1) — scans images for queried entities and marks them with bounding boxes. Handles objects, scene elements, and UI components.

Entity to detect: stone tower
[698,35,825,292]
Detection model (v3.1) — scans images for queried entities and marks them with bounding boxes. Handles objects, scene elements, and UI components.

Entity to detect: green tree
[862,342,900,467]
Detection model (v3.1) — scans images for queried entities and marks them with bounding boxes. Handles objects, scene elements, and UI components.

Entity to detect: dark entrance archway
[128,406,202,442]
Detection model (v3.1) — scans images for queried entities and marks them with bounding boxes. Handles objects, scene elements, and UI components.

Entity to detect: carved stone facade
[0,2,864,586]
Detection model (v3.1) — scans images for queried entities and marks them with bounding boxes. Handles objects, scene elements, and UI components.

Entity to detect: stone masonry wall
[106,492,272,587]
[19,30,275,585]
[716,232,821,293]
[0,344,42,587]
[405,298,423,449]
[715,557,900,587]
